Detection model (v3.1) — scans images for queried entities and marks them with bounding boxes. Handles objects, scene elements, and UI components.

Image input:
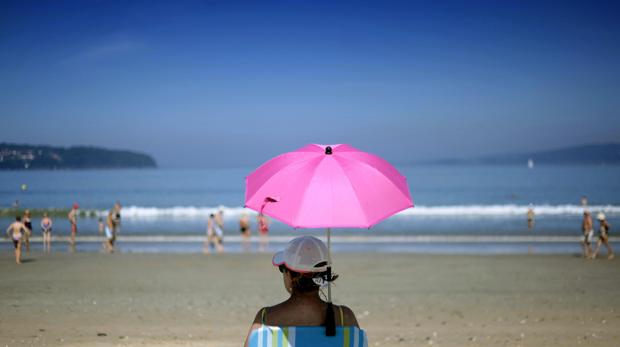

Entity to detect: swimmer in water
[239,212,251,252]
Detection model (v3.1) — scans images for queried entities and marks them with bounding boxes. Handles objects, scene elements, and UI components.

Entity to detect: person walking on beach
[22,209,33,252]
[68,203,79,246]
[103,209,117,253]
[6,216,28,264]
[41,212,53,253]
[257,213,270,252]
[205,213,224,253]
[581,210,594,258]
[215,209,224,228]
[592,213,614,260]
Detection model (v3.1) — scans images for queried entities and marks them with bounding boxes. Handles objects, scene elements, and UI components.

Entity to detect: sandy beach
[1,251,619,347]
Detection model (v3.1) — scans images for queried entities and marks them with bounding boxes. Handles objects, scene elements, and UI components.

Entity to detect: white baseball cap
[272,236,329,273]
[597,212,606,221]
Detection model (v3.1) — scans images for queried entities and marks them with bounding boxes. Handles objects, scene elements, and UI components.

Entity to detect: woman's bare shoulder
[336,304,360,327]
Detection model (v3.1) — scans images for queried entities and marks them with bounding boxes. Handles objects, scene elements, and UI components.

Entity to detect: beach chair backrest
[248,325,368,347]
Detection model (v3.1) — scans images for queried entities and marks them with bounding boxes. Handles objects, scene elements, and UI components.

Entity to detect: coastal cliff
[0,143,157,170]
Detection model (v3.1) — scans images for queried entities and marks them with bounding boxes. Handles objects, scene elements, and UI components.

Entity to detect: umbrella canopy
[245,144,413,228]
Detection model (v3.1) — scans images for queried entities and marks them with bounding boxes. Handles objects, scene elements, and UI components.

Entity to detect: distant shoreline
[0,143,157,170]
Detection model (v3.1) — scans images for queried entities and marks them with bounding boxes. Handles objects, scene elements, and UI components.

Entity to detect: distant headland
[421,143,620,166]
[0,143,157,170]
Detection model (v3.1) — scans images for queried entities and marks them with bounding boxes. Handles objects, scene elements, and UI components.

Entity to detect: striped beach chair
[248,325,368,347]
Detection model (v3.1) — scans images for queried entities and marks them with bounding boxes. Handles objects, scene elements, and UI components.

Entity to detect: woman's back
[245,236,362,347]
[260,301,358,327]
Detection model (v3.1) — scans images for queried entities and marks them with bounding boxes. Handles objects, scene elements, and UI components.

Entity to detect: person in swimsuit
[41,212,53,253]
[581,210,594,258]
[22,209,32,252]
[98,217,105,235]
[257,213,270,252]
[244,236,359,347]
[68,203,79,246]
[239,212,251,251]
[6,216,27,264]
[204,213,224,253]
[592,212,614,260]
[215,210,225,246]
[111,201,122,236]
[102,210,116,253]
[526,205,535,231]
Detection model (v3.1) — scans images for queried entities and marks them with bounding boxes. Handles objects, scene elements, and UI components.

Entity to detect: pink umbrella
[245,144,413,228]
[244,144,413,334]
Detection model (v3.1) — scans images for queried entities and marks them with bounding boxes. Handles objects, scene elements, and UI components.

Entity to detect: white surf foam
[110,204,620,220]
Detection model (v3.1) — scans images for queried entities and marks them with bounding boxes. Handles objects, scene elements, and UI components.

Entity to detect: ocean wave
[397,204,620,217]
[113,204,620,219]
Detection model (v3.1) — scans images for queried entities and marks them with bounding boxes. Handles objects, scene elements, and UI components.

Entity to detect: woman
[23,209,32,252]
[257,213,270,252]
[244,236,359,346]
[41,212,53,253]
[592,212,614,260]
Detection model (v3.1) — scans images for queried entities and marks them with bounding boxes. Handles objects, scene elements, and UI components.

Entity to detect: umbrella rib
[246,153,320,206]
[331,156,371,227]
[291,155,326,227]
[338,153,412,202]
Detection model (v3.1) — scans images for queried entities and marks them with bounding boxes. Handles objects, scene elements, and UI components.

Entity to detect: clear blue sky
[1,0,619,167]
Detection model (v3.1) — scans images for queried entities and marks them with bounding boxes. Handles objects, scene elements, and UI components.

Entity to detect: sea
[1,165,619,254]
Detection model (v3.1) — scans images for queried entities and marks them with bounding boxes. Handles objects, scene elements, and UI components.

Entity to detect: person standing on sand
[215,209,225,233]
[68,203,79,245]
[22,209,32,252]
[41,212,53,253]
[205,213,224,253]
[110,202,122,242]
[526,205,535,231]
[257,213,270,252]
[239,212,251,251]
[98,217,105,235]
[581,210,594,258]
[6,216,27,264]
[592,213,614,260]
[112,201,122,233]
[103,210,116,253]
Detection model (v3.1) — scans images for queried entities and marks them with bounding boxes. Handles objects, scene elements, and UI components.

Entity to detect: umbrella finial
[325,146,332,155]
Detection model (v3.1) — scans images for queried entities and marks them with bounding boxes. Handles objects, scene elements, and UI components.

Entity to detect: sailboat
[527,158,534,169]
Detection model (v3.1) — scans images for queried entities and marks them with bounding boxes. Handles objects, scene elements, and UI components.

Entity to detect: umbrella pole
[325,227,336,336]
[327,227,332,303]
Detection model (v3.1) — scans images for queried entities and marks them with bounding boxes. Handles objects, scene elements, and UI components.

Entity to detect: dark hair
[280,265,340,336]
[15,216,21,221]
[280,265,338,293]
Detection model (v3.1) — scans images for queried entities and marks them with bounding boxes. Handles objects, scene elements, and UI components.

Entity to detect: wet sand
[1,252,619,346]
